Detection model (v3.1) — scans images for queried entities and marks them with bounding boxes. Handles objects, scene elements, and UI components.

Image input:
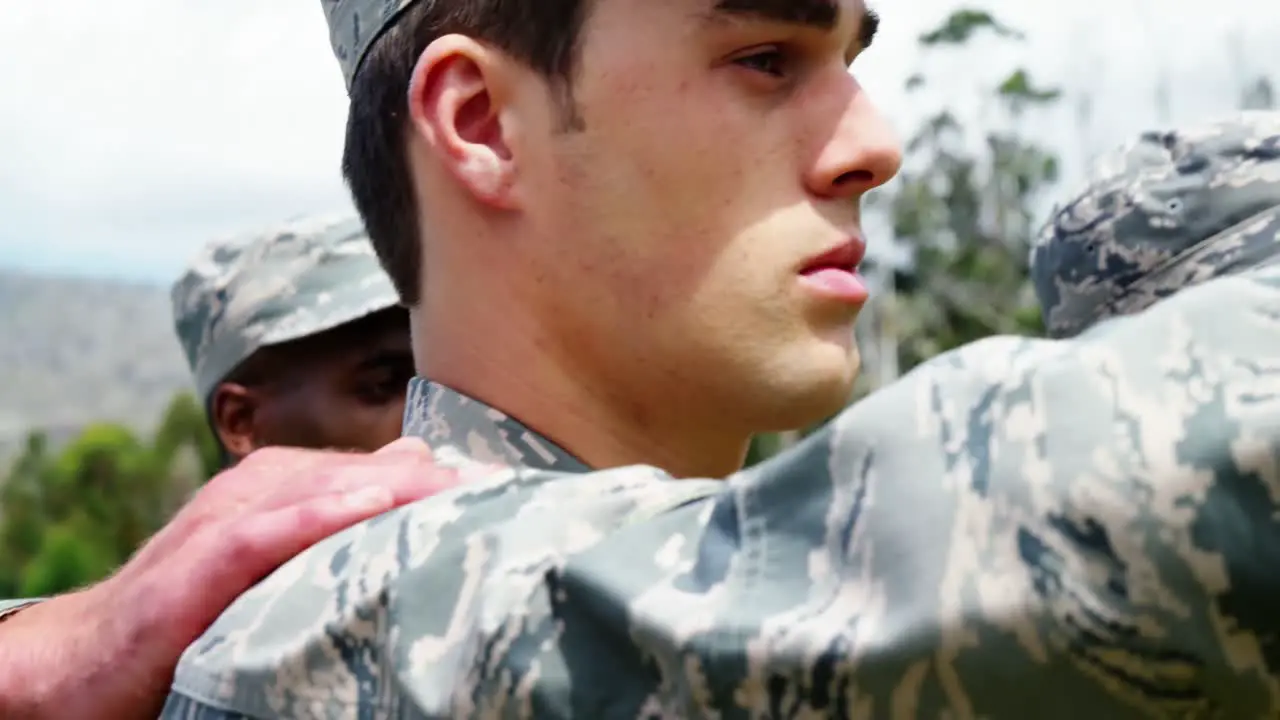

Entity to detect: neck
[413,283,750,479]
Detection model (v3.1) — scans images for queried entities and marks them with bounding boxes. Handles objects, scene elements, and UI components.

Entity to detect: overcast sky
[1,0,1277,284]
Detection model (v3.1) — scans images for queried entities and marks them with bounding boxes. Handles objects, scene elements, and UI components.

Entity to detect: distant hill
[0,270,191,461]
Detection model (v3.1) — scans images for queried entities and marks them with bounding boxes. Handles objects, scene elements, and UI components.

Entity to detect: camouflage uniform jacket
[161,267,1280,718]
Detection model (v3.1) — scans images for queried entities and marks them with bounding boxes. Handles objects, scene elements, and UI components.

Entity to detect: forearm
[0,591,145,719]
[0,595,80,717]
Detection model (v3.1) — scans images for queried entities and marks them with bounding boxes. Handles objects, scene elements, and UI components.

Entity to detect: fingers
[279,452,454,508]
[149,444,454,567]
[154,485,402,646]
[80,440,463,681]
[188,457,458,588]
[220,485,398,578]
[200,446,421,516]
[195,446,333,506]
[231,445,337,479]
[374,464,461,505]
[374,436,433,456]
[183,486,394,593]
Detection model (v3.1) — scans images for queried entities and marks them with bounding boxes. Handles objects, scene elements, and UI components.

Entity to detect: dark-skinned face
[210,307,415,461]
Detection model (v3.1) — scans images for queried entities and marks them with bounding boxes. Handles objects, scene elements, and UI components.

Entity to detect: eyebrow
[709,0,880,48]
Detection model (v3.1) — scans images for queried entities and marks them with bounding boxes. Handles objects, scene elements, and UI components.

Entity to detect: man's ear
[209,383,260,462]
[406,35,519,209]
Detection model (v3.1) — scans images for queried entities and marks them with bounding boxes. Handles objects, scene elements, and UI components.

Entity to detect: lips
[800,237,866,275]
[798,237,869,303]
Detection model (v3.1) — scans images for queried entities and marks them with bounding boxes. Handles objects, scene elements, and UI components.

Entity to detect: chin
[758,351,860,432]
[795,376,857,425]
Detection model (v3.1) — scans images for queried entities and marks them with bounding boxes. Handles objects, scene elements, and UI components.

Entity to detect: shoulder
[717,266,1280,712]
[820,263,1280,588]
[828,263,1280,463]
[169,460,720,717]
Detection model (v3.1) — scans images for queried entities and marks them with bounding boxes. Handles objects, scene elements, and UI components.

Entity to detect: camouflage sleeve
[158,691,250,712]
[159,694,252,720]
[164,268,1280,717]
[0,599,43,623]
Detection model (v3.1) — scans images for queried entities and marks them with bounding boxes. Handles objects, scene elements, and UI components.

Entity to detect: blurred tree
[18,517,115,598]
[1240,76,1275,110]
[45,423,166,572]
[152,392,220,510]
[744,432,787,468]
[0,392,219,594]
[1227,27,1274,112]
[879,9,1055,373]
[152,392,219,479]
[0,432,54,595]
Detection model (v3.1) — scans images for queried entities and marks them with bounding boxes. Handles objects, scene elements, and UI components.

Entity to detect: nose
[805,76,902,200]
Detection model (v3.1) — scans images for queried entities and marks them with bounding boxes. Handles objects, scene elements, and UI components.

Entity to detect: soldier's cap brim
[195,275,402,402]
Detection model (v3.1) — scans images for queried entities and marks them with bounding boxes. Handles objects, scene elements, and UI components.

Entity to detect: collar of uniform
[400,376,590,473]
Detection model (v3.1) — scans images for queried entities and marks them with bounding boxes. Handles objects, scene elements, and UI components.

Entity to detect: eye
[355,377,401,405]
[350,357,414,406]
[733,47,789,77]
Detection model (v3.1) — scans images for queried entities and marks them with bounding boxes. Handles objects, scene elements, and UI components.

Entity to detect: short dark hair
[342,0,590,305]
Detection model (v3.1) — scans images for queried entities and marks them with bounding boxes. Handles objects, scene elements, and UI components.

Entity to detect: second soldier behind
[171,214,415,461]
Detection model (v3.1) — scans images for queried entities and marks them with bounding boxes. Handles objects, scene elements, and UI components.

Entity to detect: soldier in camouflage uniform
[0,216,446,719]
[155,0,1280,712]
[170,213,413,462]
[2,214,411,617]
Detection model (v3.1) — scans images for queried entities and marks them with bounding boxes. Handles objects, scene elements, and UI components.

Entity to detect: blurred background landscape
[1,0,1276,594]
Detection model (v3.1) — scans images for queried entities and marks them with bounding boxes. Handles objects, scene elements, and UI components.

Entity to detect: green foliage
[153,392,221,480]
[0,392,217,595]
[917,8,1023,46]
[19,518,116,597]
[744,432,787,468]
[887,13,1057,372]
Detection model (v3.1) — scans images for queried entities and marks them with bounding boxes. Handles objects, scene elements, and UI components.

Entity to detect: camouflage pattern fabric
[1031,111,1280,338]
[170,214,401,402]
[320,0,417,90]
[0,600,38,624]
[400,379,591,474]
[163,256,1280,717]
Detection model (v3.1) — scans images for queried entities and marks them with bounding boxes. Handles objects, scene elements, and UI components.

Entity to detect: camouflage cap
[1031,111,1280,338]
[171,214,400,402]
[320,0,416,90]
